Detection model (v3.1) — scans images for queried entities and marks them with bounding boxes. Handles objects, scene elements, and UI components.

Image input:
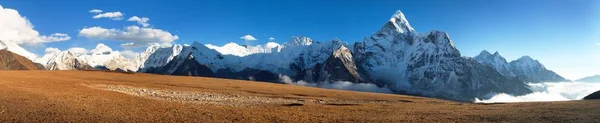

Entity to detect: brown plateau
[0,70,598,122]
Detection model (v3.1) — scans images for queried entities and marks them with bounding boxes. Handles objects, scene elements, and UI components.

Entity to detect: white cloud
[40,33,71,42]
[93,11,124,20]
[67,47,88,55]
[90,43,112,54]
[596,42,600,47]
[119,42,147,49]
[44,47,60,54]
[89,9,102,14]
[476,82,600,103]
[78,26,179,47]
[240,34,257,41]
[120,42,134,47]
[127,16,150,27]
[120,50,138,59]
[0,5,71,45]
[278,75,393,93]
[268,37,275,41]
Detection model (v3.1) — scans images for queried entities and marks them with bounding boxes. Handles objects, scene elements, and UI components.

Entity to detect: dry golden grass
[0,70,597,122]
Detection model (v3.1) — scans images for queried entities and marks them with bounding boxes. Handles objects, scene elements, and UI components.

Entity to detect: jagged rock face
[407,57,531,100]
[287,40,345,82]
[169,54,215,77]
[138,44,183,72]
[510,56,567,83]
[353,10,531,101]
[474,51,516,77]
[0,49,41,70]
[215,68,279,82]
[324,45,364,82]
[474,51,567,83]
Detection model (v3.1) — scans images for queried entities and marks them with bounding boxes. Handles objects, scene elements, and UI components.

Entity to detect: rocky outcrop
[170,54,215,77]
[324,45,364,82]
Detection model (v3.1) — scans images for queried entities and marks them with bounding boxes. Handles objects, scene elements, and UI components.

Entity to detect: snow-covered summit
[352,10,531,101]
[474,50,516,77]
[389,10,415,34]
[40,50,94,70]
[205,42,282,57]
[284,36,313,47]
[509,55,567,82]
[137,43,183,72]
[474,51,567,83]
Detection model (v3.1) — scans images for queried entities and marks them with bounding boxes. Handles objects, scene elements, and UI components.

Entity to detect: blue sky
[0,0,598,79]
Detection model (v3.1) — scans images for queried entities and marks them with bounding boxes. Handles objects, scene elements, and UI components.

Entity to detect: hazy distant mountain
[577,75,600,82]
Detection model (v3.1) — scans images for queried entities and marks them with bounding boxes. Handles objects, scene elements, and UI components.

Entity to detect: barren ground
[0,70,598,122]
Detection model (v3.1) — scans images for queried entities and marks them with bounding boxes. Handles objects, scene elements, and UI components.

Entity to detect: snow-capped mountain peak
[475,51,567,83]
[206,42,283,57]
[389,10,415,34]
[284,36,313,47]
[474,50,516,77]
[509,55,567,82]
[137,43,183,72]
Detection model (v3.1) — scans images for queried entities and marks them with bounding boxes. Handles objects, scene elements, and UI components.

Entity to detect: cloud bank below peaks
[476,82,600,103]
[278,75,393,94]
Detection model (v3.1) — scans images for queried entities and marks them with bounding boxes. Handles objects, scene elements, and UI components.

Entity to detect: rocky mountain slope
[0,40,37,60]
[0,49,44,70]
[37,50,95,70]
[474,51,567,83]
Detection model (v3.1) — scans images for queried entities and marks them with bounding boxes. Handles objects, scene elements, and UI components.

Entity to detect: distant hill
[584,90,600,100]
[0,49,44,70]
[576,75,600,82]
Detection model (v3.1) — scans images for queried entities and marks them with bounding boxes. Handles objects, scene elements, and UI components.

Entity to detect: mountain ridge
[474,51,567,83]
[17,10,571,102]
